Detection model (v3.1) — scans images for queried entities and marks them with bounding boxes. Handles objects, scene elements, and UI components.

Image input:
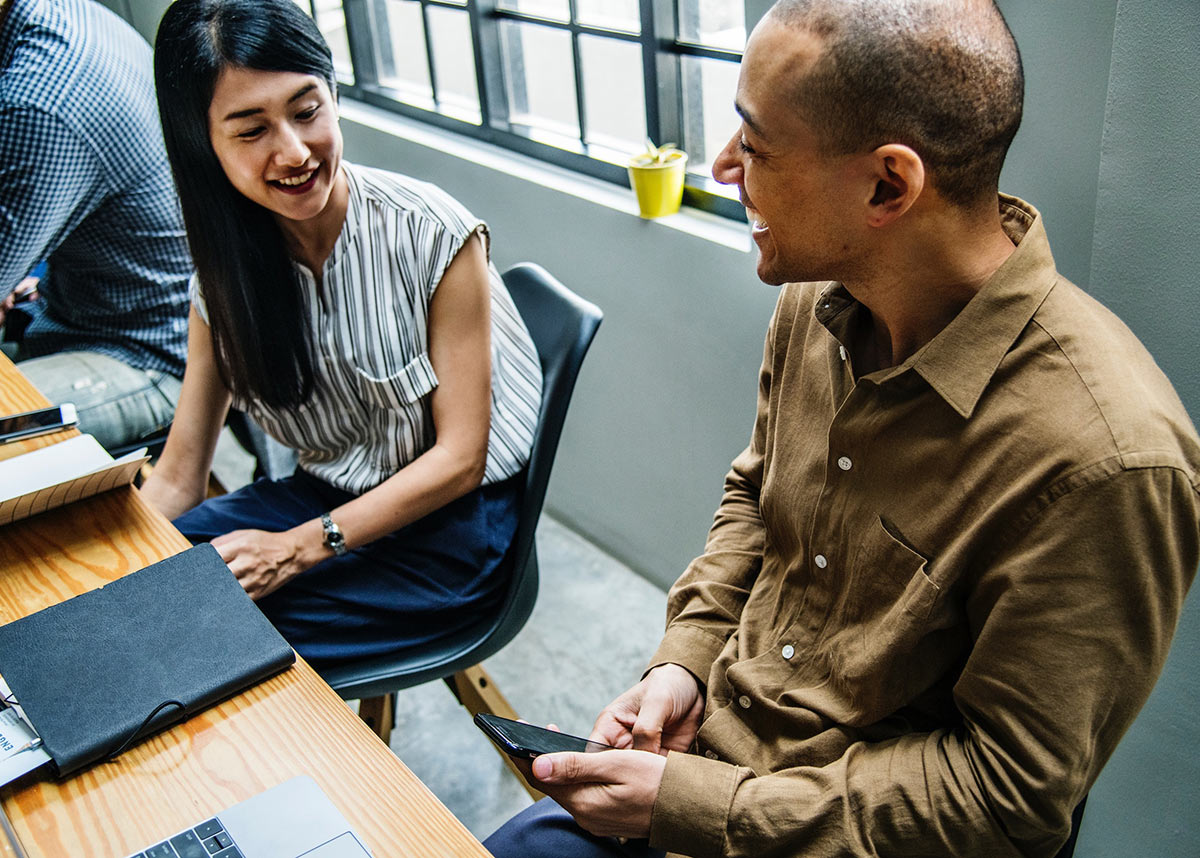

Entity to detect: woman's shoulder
[344,161,481,237]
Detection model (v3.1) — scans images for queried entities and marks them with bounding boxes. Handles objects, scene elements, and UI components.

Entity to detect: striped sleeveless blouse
[191,162,542,494]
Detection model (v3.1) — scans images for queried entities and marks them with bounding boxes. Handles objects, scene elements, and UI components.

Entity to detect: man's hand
[526,748,668,840]
[212,527,323,599]
[591,663,704,755]
[0,277,39,327]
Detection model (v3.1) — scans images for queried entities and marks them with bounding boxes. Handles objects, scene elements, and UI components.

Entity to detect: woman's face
[207,66,342,226]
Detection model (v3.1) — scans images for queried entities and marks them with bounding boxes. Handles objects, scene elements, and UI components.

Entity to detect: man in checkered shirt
[0,0,191,449]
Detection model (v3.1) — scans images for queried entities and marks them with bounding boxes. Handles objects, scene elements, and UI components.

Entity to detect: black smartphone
[474,713,615,759]
[0,404,77,444]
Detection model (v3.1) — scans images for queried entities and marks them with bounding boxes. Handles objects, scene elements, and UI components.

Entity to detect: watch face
[322,514,346,553]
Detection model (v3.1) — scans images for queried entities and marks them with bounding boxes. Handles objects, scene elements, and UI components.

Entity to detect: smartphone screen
[475,714,614,758]
[0,405,76,443]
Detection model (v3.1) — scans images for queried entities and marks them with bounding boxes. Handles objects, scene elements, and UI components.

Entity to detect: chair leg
[448,665,545,802]
[358,693,395,745]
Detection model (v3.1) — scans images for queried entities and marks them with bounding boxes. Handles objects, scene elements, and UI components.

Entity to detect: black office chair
[316,263,602,791]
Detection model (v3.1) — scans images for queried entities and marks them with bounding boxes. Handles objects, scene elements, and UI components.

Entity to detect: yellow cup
[627,151,688,219]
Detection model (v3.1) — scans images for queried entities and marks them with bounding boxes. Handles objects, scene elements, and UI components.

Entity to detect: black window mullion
[492,8,640,40]
[340,0,380,85]
[419,1,442,109]
[469,0,509,129]
[566,0,588,148]
[643,0,679,149]
[673,42,742,62]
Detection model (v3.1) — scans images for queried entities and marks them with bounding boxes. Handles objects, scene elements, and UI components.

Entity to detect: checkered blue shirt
[0,0,191,376]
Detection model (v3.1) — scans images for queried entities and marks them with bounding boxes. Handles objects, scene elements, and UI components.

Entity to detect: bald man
[485,2,1200,856]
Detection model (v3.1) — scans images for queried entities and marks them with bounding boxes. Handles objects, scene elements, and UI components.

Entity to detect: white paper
[0,435,114,501]
[0,708,50,785]
[0,435,148,525]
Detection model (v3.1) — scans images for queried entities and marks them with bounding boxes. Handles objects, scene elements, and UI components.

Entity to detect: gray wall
[119,0,1198,853]
[1072,2,1200,856]
[97,0,170,42]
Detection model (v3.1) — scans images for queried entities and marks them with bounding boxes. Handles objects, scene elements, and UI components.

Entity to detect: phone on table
[0,404,77,444]
[474,713,616,759]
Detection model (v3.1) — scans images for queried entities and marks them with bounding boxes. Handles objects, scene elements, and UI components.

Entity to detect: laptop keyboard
[128,817,242,858]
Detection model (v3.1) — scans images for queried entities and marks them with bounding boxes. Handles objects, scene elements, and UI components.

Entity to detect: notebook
[0,544,295,777]
[118,776,372,858]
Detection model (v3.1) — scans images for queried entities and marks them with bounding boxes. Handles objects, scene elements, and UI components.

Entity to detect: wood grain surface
[0,357,491,858]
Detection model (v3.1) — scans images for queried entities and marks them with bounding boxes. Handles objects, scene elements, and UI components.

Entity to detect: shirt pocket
[845,515,939,624]
[353,351,439,410]
[823,517,944,724]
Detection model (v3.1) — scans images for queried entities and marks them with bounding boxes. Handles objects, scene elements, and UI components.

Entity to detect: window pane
[678,0,746,51]
[497,0,569,22]
[428,6,481,124]
[576,0,640,32]
[373,0,433,107]
[579,35,645,158]
[501,21,580,145]
[312,0,355,82]
[682,55,740,176]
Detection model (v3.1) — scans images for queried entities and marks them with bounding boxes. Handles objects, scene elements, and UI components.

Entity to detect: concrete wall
[97,0,170,42]
[1073,2,1200,856]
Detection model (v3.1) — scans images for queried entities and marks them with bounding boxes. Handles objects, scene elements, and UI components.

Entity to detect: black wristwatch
[321,512,348,556]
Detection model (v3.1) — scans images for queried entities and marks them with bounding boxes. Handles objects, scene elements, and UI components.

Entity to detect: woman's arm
[215,232,494,599]
[140,306,233,520]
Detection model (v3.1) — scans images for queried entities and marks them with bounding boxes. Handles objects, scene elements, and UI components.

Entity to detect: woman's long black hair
[154,0,334,408]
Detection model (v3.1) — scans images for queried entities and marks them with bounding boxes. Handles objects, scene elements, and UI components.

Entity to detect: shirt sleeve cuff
[650,750,744,858]
[647,623,728,687]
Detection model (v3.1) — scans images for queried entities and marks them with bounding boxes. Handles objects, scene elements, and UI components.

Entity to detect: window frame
[321,0,747,220]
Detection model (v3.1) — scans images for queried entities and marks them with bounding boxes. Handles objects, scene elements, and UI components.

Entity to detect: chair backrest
[486,262,603,651]
[319,263,602,699]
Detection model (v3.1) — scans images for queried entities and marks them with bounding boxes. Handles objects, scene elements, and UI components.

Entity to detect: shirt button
[704,750,718,760]
[738,695,752,709]
[781,644,795,659]
[838,345,848,361]
[814,554,828,569]
[837,456,852,471]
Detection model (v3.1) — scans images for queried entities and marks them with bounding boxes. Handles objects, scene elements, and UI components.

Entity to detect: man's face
[712,18,865,286]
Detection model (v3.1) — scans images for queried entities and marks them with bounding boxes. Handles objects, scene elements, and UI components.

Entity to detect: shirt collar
[321,160,359,271]
[816,195,1059,419]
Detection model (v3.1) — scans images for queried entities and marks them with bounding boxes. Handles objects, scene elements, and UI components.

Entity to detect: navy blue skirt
[173,469,520,666]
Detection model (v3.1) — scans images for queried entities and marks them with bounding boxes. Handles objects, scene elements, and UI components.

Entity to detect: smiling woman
[208,71,343,235]
[142,0,543,667]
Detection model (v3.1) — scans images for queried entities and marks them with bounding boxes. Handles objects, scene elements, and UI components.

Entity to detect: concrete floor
[382,516,668,841]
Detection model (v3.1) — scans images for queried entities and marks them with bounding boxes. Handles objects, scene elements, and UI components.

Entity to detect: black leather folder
[0,543,295,777]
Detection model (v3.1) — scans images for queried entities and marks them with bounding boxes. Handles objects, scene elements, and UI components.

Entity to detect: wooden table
[0,356,491,858]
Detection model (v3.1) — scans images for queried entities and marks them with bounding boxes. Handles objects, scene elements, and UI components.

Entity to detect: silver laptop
[120,775,373,858]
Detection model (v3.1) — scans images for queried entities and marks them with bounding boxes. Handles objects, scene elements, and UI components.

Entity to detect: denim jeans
[12,350,181,449]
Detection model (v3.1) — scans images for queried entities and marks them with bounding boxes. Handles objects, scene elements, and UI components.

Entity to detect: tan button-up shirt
[648,197,1200,858]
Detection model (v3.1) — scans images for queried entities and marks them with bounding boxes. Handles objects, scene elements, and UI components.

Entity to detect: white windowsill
[339,99,753,254]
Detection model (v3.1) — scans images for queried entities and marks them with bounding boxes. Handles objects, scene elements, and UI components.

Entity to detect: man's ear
[865,144,924,227]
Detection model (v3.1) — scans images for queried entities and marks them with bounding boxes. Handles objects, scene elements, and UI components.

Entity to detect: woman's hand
[212,521,328,599]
